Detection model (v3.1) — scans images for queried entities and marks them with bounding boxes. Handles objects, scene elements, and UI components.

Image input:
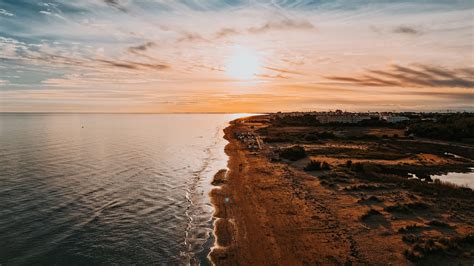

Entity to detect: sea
[0,113,246,265]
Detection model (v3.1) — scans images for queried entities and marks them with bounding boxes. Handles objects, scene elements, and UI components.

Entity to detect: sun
[225,46,261,80]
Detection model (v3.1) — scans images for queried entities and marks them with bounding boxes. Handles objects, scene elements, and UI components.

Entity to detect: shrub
[304,134,319,141]
[403,234,474,262]
[321,162,331,170]
[346,160,353,168]
[352,162,364,172]
[304,160,321,171]
[384,202,429,214]
[361,208,382,220]
[427,220,450,228]
[398,224,424,234]
[279,145,307,161]
[318,131,336,139]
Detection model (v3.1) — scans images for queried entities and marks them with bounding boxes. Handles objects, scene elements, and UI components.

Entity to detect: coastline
[207,120,239,264]
[208,117,363,265]
[208,115,474,265]
[208,117,363,264]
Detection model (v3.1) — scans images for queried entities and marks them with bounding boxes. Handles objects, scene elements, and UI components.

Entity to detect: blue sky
[1,0,473,112]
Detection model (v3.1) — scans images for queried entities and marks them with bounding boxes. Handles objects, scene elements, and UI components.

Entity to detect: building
[315,114,371,124]
[382,116,409,123]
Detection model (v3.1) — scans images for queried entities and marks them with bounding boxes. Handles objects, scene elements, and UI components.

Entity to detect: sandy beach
[209,116,474,265]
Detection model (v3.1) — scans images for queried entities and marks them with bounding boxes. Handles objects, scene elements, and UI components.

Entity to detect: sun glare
[226,46,261,80]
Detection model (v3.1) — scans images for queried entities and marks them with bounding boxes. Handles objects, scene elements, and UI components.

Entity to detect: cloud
[325,64,474,88]
[177,18,316,43]
[214,28,240,39]
[264,66,305,76]
[248,19,315,34]
[256,73,289,79]
[0,8,14,17]
[128,42,156,54]
[103,0,128,12]
[177,32,207,43]
[97,59,170,71]
[393,26,421,35]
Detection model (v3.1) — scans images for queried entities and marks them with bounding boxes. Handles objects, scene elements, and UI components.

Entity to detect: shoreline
[208,120,238,265]
[208,115,474,265]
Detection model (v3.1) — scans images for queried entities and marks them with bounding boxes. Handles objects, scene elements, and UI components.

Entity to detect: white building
[315,114,371,124]
[382,116,409,123]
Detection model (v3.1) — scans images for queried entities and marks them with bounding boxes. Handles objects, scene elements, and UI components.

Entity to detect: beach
[209,115,474,265]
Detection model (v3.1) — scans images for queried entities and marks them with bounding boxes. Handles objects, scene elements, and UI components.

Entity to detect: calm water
[0,113,243,265]
[431,168,474,189]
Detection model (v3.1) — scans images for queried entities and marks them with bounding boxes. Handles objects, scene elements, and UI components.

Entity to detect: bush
[427,220,450,228]
[361,208,382,220]
[406,113,474,142]
[304,160,321,171]
[352,162,364,172]
[346,160,353,168]
[318,131,336,139]
[404,234,474,262]
[304,134,319,141]
[321,162,331,170]
[279,145,307,161]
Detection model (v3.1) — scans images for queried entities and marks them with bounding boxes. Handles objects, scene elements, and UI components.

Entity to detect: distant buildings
[272,110,410,124]
[381,115,409,123]
[314,113,371,124]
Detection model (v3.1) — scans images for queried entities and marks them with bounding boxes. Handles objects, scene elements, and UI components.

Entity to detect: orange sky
[0,0,473,112]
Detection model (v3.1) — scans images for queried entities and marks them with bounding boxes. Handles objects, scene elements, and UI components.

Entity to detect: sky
[0,0,473,113]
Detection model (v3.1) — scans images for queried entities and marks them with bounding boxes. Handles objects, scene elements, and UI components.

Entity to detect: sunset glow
[0,0,472,112]
[226,46,261,80]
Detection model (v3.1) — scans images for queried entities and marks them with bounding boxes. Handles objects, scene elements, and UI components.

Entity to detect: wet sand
[209,117,474,265]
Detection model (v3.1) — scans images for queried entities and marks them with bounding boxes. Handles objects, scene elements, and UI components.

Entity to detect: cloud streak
[326,64,474,89]
[102,0,128,12]
[393,26,421,35]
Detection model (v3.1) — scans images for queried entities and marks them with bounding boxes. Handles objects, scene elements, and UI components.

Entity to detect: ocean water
[0,113,243,265]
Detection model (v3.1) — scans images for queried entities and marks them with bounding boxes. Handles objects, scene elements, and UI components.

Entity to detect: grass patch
[403,234,474,262]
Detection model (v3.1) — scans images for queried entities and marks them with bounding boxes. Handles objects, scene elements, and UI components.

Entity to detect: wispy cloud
[264,66,305,76]
[326,64,474,88]
[128,42,156,54]
[393,26,421,35]
[102,0,128,12]
[248,19,315,34]
[0,8,14,16]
